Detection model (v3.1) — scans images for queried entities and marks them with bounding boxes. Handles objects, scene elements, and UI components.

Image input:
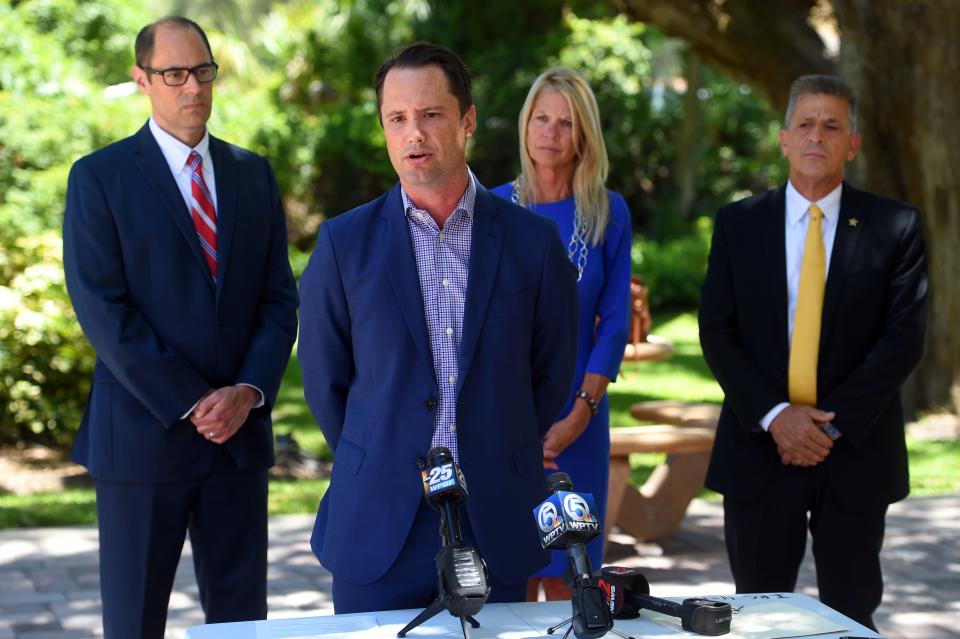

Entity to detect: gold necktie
[788,204,825,406]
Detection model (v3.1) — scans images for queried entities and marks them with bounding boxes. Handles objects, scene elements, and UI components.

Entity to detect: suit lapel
[209,136,237,301]
[458,186,504,388]
[762,187,791,366]
[381,185,433,372]
[820,182,864,348]
[131,124,214,289]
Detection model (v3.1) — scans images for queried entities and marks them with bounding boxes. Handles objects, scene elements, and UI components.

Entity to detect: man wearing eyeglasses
[62,16,298,638]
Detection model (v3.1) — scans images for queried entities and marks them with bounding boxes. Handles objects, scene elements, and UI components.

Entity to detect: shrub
[0,231,94,446]
[632,216,712,311]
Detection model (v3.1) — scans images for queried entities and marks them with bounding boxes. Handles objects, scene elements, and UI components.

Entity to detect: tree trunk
[834,0,960,412]
[676,49,704,221]
[611,0,960,413]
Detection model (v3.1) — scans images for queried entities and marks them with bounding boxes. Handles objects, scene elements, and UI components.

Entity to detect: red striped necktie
[188,151,218,278]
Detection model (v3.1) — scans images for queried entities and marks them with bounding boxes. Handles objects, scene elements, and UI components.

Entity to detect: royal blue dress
[491,183,632,575]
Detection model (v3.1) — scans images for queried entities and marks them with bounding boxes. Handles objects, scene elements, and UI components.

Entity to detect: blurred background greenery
[0,0,785,448]
[1,0,956,527]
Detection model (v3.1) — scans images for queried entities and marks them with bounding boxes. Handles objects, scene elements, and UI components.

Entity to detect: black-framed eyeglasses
[139,62,219,86]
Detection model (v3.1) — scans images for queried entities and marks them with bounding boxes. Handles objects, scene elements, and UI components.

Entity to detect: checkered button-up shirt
[402,172,476,462]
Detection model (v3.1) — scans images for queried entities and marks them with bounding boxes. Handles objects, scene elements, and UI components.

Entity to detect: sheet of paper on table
[643,602,850,639]
[254,614,379,639]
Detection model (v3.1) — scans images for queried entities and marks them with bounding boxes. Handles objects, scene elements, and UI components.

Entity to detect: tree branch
[608,0,834,110]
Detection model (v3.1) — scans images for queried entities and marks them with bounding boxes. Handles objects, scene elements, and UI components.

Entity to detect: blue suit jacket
[63,124,299,483]
[298,182,578,585]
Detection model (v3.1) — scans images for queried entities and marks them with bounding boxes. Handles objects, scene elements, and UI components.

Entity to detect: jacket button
[425,398,438,410]
[416,457,427,469]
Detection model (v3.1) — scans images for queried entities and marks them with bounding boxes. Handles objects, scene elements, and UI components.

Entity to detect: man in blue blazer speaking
[298,43,579,612]
[62,17,298,638]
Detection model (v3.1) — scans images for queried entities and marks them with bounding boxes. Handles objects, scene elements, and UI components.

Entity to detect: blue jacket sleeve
[233,160,299,408]
[585,192,632,380]
[297,222,353,452]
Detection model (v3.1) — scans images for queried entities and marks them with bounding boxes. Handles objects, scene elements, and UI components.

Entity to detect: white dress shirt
[148,117,218,213]
[147,118,265,415]
[760,180,843,430]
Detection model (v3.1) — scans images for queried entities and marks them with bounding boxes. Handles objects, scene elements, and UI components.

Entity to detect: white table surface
[186,593,882,638]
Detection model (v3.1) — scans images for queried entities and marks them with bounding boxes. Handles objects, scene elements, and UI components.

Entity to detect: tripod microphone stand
[398,447,489,639]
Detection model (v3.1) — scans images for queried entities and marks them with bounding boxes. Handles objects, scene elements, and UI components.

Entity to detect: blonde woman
[491,68,632,600]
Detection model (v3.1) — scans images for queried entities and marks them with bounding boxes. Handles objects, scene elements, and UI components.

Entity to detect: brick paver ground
[0,495,956,638]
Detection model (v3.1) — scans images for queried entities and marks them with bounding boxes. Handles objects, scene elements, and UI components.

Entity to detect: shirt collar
[786,180,842,227]
[148,116,211,176]
[401,169,477,221]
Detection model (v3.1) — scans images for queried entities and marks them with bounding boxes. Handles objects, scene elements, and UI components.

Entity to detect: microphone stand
[544,574,634,639]
[397,503,482,639]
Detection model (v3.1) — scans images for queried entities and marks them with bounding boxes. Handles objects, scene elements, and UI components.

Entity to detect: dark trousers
[332,499,527,613]
[723,464,887,630]
[95,449,268,639]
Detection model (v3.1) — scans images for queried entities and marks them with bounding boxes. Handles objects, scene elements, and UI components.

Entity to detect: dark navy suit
[63,123,298,636]
[298,182,578,610]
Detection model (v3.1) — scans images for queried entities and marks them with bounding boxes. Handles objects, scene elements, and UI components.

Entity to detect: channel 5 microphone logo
[563,493,597,522]
[537,501,561,532]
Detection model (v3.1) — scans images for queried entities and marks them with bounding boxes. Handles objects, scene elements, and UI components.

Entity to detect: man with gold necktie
[699,75,927,631]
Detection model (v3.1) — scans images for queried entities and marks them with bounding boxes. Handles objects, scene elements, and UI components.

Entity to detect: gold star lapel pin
[848,217,859,228]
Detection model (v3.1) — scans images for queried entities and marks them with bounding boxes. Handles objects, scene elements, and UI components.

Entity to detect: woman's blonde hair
[514,68,610,246]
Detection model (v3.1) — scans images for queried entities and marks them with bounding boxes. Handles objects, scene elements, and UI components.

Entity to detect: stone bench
[605,403,720,545]
[629,400,721,427]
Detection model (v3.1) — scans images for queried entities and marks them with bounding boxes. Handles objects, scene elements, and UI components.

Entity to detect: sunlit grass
[268,478,328,515]
[0,478,331,528]
[907,438,960,496]
[610,311,723,428]
[0,489,98,528]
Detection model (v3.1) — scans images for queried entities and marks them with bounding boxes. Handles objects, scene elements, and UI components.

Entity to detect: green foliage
[249,0,427,245]
[0,0,789,448]
[0,233,94,446]
[632,216,713,310]
[413,0,570,188]
[18,0,146,84]
[0,0,148,446]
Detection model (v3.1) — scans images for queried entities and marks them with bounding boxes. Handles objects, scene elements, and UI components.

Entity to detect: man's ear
[462,104,477,139]
[131,65,150,93]
[847,133,862,162]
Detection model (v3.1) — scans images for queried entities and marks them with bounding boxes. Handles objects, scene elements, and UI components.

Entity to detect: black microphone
[422,446,468,546]
[534,472,612,639]
[599,566,732,636]
[398,447,489,639]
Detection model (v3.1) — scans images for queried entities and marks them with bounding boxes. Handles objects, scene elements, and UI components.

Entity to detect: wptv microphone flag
[534,487,600,550]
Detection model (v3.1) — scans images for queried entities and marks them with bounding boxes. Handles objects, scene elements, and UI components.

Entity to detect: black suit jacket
[699,182,927,509]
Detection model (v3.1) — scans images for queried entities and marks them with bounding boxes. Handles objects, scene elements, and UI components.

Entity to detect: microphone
[422,446,469,545]
[599,566,732,636]
[398,447,489,639]
[534,472,612,639]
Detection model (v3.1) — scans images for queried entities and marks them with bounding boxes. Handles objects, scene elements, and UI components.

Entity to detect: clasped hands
[769,405,836,468]
[190,385,259,445]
